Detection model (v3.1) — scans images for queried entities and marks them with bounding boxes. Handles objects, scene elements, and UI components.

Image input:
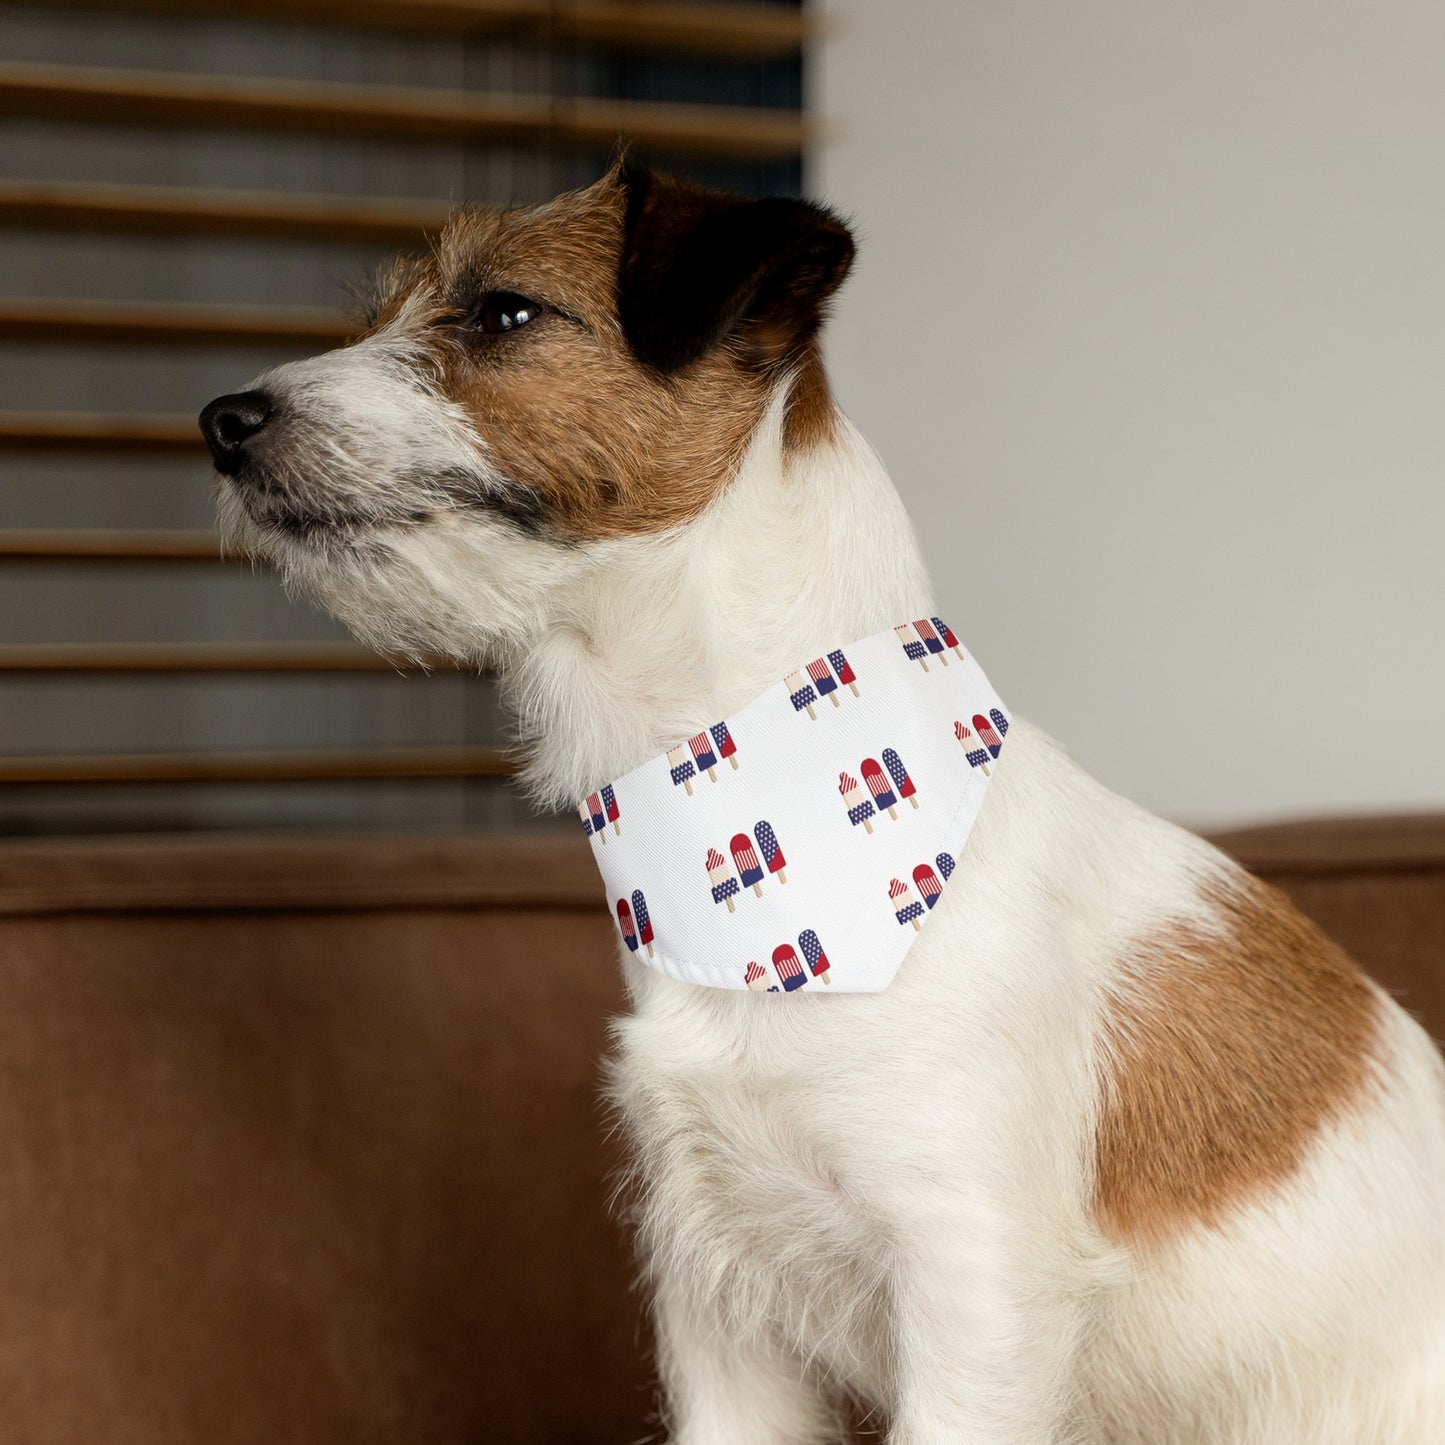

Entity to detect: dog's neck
[504,390,937,807]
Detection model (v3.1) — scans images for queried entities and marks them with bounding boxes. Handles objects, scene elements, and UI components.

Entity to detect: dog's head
[200,162,854,662]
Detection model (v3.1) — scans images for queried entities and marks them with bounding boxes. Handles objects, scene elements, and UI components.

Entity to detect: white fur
[220,339,1445,1444]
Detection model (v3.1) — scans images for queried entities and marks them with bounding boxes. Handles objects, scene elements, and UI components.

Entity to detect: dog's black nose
[199,390,273,475]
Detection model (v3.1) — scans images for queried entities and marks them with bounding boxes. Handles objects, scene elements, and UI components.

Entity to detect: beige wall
[814,1,1445,826]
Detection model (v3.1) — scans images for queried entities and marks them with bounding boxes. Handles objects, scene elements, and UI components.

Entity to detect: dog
[200,161,1445,1444]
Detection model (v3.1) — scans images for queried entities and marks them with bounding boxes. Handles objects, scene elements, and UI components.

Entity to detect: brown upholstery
[0,818,1440,1442]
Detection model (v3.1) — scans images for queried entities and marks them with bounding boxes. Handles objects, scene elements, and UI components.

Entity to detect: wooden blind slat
[0,529,222,560]
[0,643,415,672]
[0,180,448,245]
[0,0,810,59]
[0,745,513,784]
[0,297,352,348]
[0,61,813,161]
[0,412,201,452]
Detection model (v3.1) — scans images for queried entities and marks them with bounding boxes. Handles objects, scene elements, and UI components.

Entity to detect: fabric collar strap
[579,618,1007,993]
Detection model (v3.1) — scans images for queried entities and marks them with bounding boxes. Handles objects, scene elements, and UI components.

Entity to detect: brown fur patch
[1094,872,1383,1246]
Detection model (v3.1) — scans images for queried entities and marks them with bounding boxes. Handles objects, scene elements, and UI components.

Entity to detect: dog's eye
[471,291,543,335]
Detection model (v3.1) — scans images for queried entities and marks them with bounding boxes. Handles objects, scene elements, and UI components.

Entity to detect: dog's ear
[616,161,855,375]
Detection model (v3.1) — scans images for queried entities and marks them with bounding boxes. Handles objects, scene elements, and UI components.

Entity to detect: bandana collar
[579,618,1007,993]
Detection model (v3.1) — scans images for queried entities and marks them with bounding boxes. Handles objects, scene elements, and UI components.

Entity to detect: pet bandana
[578,619,1007,993]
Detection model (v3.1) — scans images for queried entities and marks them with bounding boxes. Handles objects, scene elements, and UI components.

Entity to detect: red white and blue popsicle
[667,743,696,795]
[587,791,607,842]
[894,623,929,671]
[710,720,739,770]
[601,784,621,835]
[861,757,899,820]
[881,746,918,810]
[913,618,949,666]
[707,848,740,912]
[936,851,955,882]
[785,669,818,720]
[631,888,655,957]
[731,832,765,896]
[890,877,924,931]
[990,707,1009,740]
[972,713,1004,758]
[827,649,859,697]
[755,820,787,883]
[806,657,841,708]
[931,616,964,660]
[798,928,831,984]
[912,863,943,909]
[689,731,719,781]
[771,943,808,991]
[616,898,638,952]
[955,721,991,775]
[839,771,875,833]
[745,960,770,991]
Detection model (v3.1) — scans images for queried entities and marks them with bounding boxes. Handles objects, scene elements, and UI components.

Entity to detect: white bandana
[578,618,1007,993]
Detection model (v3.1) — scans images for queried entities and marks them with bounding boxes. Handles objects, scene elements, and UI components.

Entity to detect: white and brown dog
[201,163,1445,1444]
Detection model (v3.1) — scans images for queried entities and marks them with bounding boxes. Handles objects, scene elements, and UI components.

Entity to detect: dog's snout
[199,390,273,475]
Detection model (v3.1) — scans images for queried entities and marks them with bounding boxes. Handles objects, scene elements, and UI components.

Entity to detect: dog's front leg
[654,1273,843,1445]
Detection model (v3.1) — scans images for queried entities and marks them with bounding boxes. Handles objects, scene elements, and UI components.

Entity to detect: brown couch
[0,819,1440,1443]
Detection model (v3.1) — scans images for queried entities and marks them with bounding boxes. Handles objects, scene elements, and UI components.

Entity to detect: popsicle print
[771,943,808,992]
[839,771,875,833]
[955,721,990,775]
[755,820,787,883]
[806,658,841,708]
[601,784,621,835]
[932,616,965,660]
[913,618,949,666]
[616,898,639,952]
[667,743,696,795]
[785,670,818,720]
[731,832,765,897]
[972,713,1004,759]
[689,731,719,782]
[990,707,1009,739]
[586,792,607,843]
[710,720,739,771]
[745,960,770,992]
[577,799,595,840]
[894,623,929,671]
[861,757,899,820]
[798,929,832,985]
[913,863,943,909]
[707,848,740,912]
[936,851,956,882]
[827,649,860,697]
[881,747,918,810]
[890,878,924,932]
[631,889,655,958]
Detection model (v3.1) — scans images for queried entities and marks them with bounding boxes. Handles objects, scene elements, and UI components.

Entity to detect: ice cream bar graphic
[745,960,770,991]
[806,658,841,707]
[785,669,817,719]
[932,616,964,660]
[631,889,655,957]
[839,771,875,833]
[881,746,918,810]
[707,848,740,912]
[710,720,739,770]
[577,800,594,838]
[586,792,607,842]
[771,944,808,992]
[890,877,924,932]
[730,832,764,896]
[861,757,898,819]
[798,928,831,985]
[689,731,719,781]
[913,618,949,666]
[601,784,621,835]
[667,743,695,795]
[990,707,1009,739]
[936,851,956,881]
[894,623,929,670]
[972,713,1004,758]
[827,648,859,696]
[755,820,787,882]
[955,721,990,775]
[913,863,943,909]
[616,898,638,952]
